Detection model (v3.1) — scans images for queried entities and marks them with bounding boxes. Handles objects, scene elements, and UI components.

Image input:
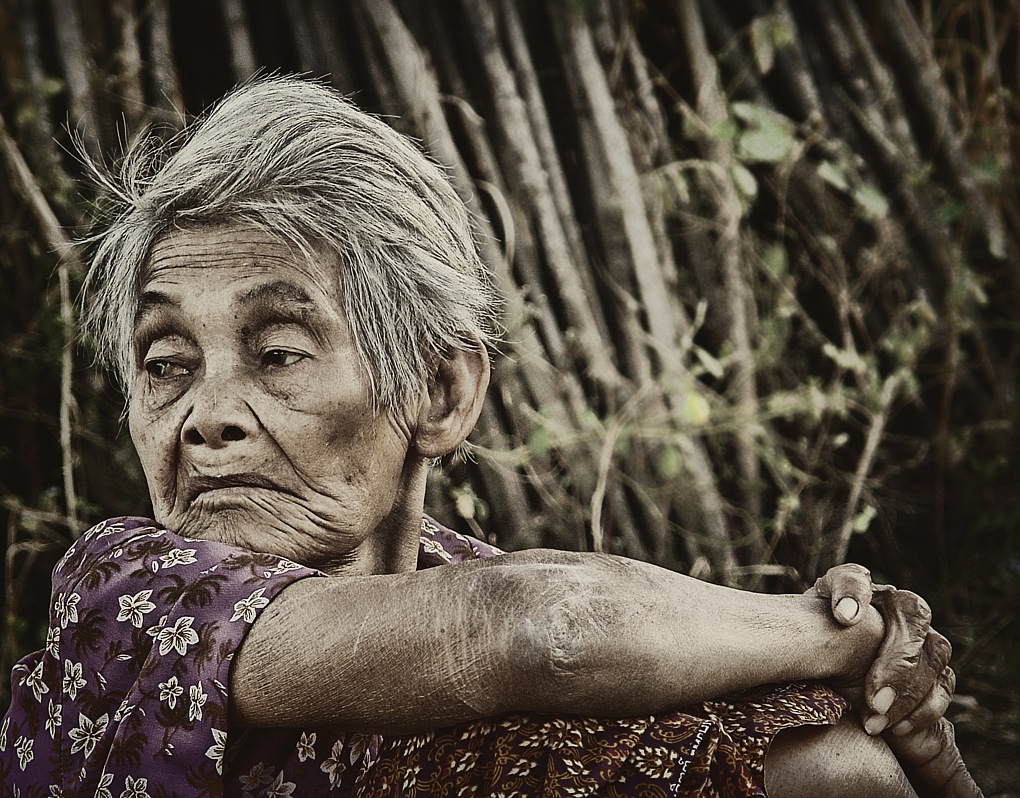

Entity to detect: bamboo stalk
[145,0,185,128]
[873,0,1006,260]
[674,0,766,568]
[109,0,146,132]
[458,0,623,395]
[219,0,259,83]
[833,371,903,566]
[50,0,101,156]
[14,0,56,170]
[550,2,684,364]
[0,114,82,536]
[358,0,569,424]
[283,0,321,75]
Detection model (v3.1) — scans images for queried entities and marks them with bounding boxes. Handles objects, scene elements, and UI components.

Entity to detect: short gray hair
[80,76,497,410]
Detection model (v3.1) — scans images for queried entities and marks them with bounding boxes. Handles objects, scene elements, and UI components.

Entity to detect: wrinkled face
[128,223,423,574]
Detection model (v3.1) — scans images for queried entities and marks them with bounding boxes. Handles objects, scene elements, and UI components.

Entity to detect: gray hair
[80,76,497,410]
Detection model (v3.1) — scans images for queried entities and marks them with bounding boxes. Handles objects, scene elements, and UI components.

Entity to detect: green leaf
[763,243,788,278]
[817,160,849,192]
[750,16,776,75]
[853,183,889,219]
[853,505,877,534]
[732,103,796,163]
[658,445,683,478]
[682,393,711,426]
[732,163,758,199]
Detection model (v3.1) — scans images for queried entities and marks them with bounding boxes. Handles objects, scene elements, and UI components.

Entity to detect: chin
[165,499,365,568]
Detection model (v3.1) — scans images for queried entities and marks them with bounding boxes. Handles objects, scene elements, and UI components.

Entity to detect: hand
[884,718,984,798]
[810,565,983,797]
[808,565,954,734]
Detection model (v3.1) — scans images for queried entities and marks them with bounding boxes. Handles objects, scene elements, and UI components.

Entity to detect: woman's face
[128,223,424,574]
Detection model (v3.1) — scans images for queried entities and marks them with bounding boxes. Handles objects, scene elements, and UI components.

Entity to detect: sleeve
[2,516,322,798]
[417,514,504,568]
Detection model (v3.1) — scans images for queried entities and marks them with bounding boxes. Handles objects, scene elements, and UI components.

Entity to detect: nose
[181,369,259,449]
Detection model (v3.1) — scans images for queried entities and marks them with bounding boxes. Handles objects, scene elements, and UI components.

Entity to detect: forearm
[231,550,883,732]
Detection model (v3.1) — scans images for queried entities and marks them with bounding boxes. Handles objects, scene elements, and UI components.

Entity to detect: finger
[809,563,874,626]
[885,630,953,728]
[889,666,956,737]
[864,590,933,727]
[885,718,984,798]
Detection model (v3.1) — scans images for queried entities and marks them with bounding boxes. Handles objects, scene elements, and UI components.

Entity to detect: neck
[325,455,430,577]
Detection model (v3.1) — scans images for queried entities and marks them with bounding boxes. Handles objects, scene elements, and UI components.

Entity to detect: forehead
[142,223,339,301]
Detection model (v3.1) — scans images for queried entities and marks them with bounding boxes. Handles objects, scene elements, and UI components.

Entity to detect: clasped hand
[812,564,982,797]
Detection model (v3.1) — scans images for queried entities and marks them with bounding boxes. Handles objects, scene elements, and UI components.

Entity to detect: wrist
[827,603,884,685]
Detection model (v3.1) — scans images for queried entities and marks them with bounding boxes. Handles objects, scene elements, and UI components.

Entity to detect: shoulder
[417,514,504,568]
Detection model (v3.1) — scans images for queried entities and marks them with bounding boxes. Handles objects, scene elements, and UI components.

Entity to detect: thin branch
[0,113,82,536]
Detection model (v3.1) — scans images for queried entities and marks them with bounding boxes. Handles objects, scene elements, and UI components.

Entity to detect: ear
[413,337,490,459]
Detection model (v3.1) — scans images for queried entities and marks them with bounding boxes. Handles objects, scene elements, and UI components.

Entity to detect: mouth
[185,473,287,503]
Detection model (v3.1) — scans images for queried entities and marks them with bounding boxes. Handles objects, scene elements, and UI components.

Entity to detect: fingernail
[872,685,897,714]
[891,720,914,736]
[835,596,860,622]
[864,714,889,735]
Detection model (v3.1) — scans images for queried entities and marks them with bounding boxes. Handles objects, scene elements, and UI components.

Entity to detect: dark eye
[262,349,305,367]
[145,360,189,379]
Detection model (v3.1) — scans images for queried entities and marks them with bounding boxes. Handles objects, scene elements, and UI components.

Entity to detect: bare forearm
[232,550,883,732]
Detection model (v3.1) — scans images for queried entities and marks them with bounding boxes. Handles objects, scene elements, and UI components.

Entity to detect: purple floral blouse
[2,517,846,797]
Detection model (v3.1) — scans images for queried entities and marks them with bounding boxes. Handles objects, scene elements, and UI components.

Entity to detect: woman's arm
[231,549,883,732]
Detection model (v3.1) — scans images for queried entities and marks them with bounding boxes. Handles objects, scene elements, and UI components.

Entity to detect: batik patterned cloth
[1,516,847,797]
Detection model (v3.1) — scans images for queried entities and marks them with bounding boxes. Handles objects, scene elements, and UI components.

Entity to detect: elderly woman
[2,78,980,798]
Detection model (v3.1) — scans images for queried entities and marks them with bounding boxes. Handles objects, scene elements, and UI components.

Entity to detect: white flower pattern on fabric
[159,676,183,709]
[239,762,274,791]
[54,592,80,629]
[25,659,48,702]
[296,731,316,762]
[156,616,199,656]
[45,699,61,739]
[62,660,86,701]
[68,711,109,759]
[159,548,197,569]
[15,735,33,770]
[189,682,207,722]
[120,775,151,798]
[206,727,228,775]
[116,590,157,628]
[94,773,114,798]
[230,588,270,623]
[0,715,8,751]
[45,626,59,658]
[263,771,296,798]
[418,536,451,561]
[320,739,346,788]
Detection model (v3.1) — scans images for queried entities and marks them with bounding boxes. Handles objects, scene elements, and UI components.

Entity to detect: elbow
[507,556,627,709]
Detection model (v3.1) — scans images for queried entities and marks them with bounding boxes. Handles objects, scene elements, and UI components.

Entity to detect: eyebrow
[132,279,333,349]
[238,280,316,309]
[135,290,181,328]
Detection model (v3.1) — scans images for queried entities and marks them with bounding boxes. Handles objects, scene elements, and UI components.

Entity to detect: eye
[262,349,306,367]
[144,359,189,380]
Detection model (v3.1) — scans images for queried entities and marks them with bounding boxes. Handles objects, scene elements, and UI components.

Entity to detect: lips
[185,473,286,503]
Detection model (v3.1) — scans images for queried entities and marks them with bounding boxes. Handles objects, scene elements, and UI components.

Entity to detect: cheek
[128,402,179,477]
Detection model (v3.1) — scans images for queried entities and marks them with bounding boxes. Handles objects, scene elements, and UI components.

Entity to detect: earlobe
[413,338,490,459]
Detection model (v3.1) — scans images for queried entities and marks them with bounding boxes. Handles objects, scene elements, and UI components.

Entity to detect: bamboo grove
[1,0,1018,730]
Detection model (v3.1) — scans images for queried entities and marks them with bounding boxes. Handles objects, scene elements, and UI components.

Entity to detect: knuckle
[928,630,953,664]
[895,590,932,623]
[934,716,956,746]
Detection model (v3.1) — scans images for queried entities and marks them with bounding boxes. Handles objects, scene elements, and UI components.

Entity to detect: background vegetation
[1,0,1017,791]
